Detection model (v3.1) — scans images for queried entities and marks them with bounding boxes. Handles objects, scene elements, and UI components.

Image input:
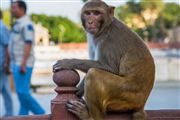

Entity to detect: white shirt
[9,15,35,67]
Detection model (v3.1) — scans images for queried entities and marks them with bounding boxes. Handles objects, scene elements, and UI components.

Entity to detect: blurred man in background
[9,0,45,115]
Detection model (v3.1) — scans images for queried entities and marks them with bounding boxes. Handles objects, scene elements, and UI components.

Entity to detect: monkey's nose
[88,21,93,24]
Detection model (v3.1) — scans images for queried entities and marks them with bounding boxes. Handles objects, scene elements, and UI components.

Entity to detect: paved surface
[0,92,55,116]
[0,80,179,117]
[145,81,180,110]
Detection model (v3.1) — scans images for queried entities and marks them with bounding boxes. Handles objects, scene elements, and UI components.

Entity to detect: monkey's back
[107,18,155,96]
[99,19,155,112]
[108,19,153,70]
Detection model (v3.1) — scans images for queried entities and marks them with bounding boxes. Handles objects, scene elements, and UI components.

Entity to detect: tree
[162,3,180,29]
[31,14,86,43]
[115,0,179,42]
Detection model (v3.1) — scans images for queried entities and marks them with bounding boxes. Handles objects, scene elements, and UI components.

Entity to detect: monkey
[53,0,155,120]
[76,33,96,98]
[75,32,95,98]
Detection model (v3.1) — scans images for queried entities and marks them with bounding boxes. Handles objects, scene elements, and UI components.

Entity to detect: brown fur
[53,0,155,120]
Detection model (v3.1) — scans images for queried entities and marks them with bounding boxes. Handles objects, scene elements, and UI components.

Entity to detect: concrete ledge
[106,110,180,120]
[1,110,179,120]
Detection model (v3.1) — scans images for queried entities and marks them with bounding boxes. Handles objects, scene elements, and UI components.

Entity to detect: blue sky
[1,0,179,23]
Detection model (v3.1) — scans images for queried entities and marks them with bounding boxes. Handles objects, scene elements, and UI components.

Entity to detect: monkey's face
[81,1,114,36]
[83,10,104,34]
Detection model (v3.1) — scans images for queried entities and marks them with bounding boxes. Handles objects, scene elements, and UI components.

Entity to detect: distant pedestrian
[9,0,45,115]
[0,9,13,116]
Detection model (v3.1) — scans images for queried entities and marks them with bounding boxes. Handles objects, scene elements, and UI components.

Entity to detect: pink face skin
[11,3,24,19]
[83,10,103,35]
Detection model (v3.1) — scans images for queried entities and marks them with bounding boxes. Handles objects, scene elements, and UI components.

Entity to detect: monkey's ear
[109,6,115,18]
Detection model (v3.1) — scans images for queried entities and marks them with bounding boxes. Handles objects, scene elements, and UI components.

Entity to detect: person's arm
[20,24,34,73]
[5,47,11,74]
[1,23,11,74]
[0,23,9,45]
[20,43,32,73]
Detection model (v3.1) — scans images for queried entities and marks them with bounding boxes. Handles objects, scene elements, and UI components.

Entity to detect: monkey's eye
[84,11,91,15]
[94,10,101,15]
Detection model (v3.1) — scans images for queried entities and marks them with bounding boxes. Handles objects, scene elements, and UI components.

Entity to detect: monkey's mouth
[88,26,97,29]
[89,28,97,31]
[87,28,98,34]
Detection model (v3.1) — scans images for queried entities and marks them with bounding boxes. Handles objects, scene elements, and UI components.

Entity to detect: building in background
[34,23,49,46]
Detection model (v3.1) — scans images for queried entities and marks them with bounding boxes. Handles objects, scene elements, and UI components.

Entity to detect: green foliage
[162,3,180,28]
[140,0,164,11]
[115,0,179,41]
[31,14,86,43]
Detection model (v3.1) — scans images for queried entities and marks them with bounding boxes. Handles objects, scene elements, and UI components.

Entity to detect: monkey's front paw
[53,59,73,72]
[66,100,90,120]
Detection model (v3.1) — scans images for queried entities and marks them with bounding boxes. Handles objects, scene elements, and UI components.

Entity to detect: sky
[1,0,127,23]
[1,0,179,23]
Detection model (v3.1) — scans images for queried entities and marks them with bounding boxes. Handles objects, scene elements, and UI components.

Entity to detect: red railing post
[51,69,80,120]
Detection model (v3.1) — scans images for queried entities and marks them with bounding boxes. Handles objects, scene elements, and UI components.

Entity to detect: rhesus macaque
[75,33,96,98]
[53,0,155,120]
